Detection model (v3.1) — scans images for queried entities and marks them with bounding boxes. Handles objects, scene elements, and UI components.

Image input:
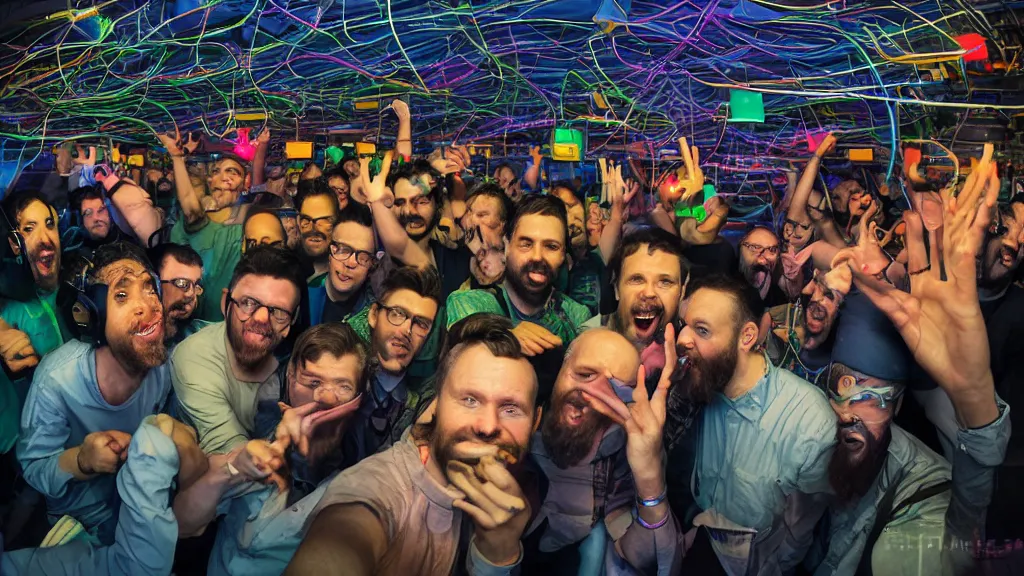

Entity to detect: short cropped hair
[149,242,203,272]
[434,313,533,405]
[226,245,305,299]
[386,160,444,206]
[608,227,688,285]
[466,182,515,224]
[294,178,341,218]
[289,322,370,396]
[684,272,764,331]
[506,194,569,249]
[89,242,154,284]
[3,191,54,226]
[377,265,442,307]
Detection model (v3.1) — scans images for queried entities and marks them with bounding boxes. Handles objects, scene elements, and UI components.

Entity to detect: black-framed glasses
[82,206,108,218]
[298,214,337,230]
[377,304,433,336]
[740,241,780,257]
[161,278,204,295]
[227,295,296,326]
[330,241,375,267]
[244,238,285,251]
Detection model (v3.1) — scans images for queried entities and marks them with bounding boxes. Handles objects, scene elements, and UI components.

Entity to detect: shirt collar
[719,353,774,422]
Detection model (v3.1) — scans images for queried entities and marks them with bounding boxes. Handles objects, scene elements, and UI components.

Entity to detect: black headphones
[62,257,163,346]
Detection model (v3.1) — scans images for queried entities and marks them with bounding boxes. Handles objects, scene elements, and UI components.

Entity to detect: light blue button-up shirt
[693,357,837,575]
[16,340,172,544]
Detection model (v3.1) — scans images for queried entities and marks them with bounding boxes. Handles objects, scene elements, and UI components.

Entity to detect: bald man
[522,328,682,575]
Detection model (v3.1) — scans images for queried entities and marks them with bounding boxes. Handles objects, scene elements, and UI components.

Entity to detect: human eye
[696,326,710,338]
[658,278,676,288]
[115,291,128,304]
[574,370,597,382]
[545,242,560,251]
[22,225,33,233]
[627,275,644,285]
[502,404,525,418]
[462,396,479,408]
[518,239,532,249]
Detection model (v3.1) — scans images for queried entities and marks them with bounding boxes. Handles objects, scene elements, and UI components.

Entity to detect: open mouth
[1000,248,1017,268]
[527,271,548,284]
[839,428,865,448]
[132,319,163,342]
[632,308,663,339]
[389,338,411,356]
[563,396,589,426]
[35,250,56,274]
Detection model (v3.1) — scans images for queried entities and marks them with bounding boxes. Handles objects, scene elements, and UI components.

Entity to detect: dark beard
[506,260,555,308]
[675,344,737,405]
[541,389,610,469]
[226,308,279,370]
[828,424,891,505]
[800,293,829,337]
[401,210,440,243]
[108,333,167,376]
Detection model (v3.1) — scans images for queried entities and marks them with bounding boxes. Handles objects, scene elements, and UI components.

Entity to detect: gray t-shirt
[171,322,281,454]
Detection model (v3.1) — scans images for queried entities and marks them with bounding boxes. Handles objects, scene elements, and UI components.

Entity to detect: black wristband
[76,448,94,475]
[105,180,127,199]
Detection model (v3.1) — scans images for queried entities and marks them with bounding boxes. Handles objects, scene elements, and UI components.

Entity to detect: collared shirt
[810,400,1011,576]
[344,368,411,466]
[16,341,172,545]
[171,322,282,454]
[692,358,836,575]
[526,427,682,575]
[445,287,590,344]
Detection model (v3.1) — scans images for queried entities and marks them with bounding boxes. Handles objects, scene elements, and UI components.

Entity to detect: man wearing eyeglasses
[343,266,441,464]
[171,246,305,455]
[736,227,789,307]
[149,243,209,346]
[308,203,378,327]
[295,180,340,287]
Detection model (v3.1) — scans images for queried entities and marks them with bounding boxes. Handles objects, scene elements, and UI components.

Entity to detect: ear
[738,319,761,352]
[368,303,378,330]
[221,288,228,317]
[613,280,620,302]
[532,406,543,434]
[8,236,19,256]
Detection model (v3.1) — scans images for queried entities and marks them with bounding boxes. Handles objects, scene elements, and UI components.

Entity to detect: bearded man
[172,246,305,454]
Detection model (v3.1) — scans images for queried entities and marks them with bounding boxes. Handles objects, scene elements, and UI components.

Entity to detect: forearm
[598,207,624,264]
[369,201,430,268]
[252,141,268,186]
[58,445,96,481]
[524,161,540,191]
[945,397,1009,542]
[950,378,1000,429]
[617,472,681,575]
[789,156,822,222]
[103,177,163,244]
[172,462,237,537]
[651,209,677,235]
[396,115,412,159]
[449,174,467,201]
[170,157,203,224]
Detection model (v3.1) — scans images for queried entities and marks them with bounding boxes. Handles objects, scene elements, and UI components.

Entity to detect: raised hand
[74,145,98,166]
[256,128,271,145]
[675,137,705,202]
[529,145,542,168]
[850,144,999,427]
[391,99,410,122]
[232,439,288,493]
[831,202,891,277]
[360,150,394,204]
[155,128,198,158]
[678,195,728,246]
[78,430,132,475]
[815,133,837,159]
[448,455,529,565]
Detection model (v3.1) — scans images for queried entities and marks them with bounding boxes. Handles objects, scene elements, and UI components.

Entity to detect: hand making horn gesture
[850,143,1000,428]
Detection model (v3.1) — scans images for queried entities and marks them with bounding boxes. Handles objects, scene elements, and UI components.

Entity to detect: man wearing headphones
[16,242,172,545]
[0,192,75,391]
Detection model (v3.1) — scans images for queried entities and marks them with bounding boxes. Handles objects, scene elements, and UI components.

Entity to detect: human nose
[251,304,271,323]
[473,408,500,438]
[677,325,695,349]
[640,281,656,298]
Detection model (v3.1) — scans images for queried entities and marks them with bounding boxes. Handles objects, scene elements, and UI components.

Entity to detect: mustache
[302,230,326,241]
[244,321,274,337]
[399,214,427,228]
[520,260,554,279]
[168,298,194,314]
[630,298,664,315]
[32,241,57,255]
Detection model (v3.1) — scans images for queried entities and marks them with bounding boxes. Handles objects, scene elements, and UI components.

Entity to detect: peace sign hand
[360,150,394,204]
[676,137,704,202]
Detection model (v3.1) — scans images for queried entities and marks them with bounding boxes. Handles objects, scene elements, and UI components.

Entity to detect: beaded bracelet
[635,507,670,530]
[636,487,667,508]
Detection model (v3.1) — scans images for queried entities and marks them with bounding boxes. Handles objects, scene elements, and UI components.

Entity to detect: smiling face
[207,158,248,210]
[543,330,639,469]
[826,363,897,503]
[101,259,167,374]
[392,176,438,242]
[80,197,111,241]
[222,274,300,369]
[159,257,203,341]
[615,246,683,348]
[431,343,537,470]
[328,221,375,298]
[505,214,566,307]
[12,199,61,292]
[368,288,438,375]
